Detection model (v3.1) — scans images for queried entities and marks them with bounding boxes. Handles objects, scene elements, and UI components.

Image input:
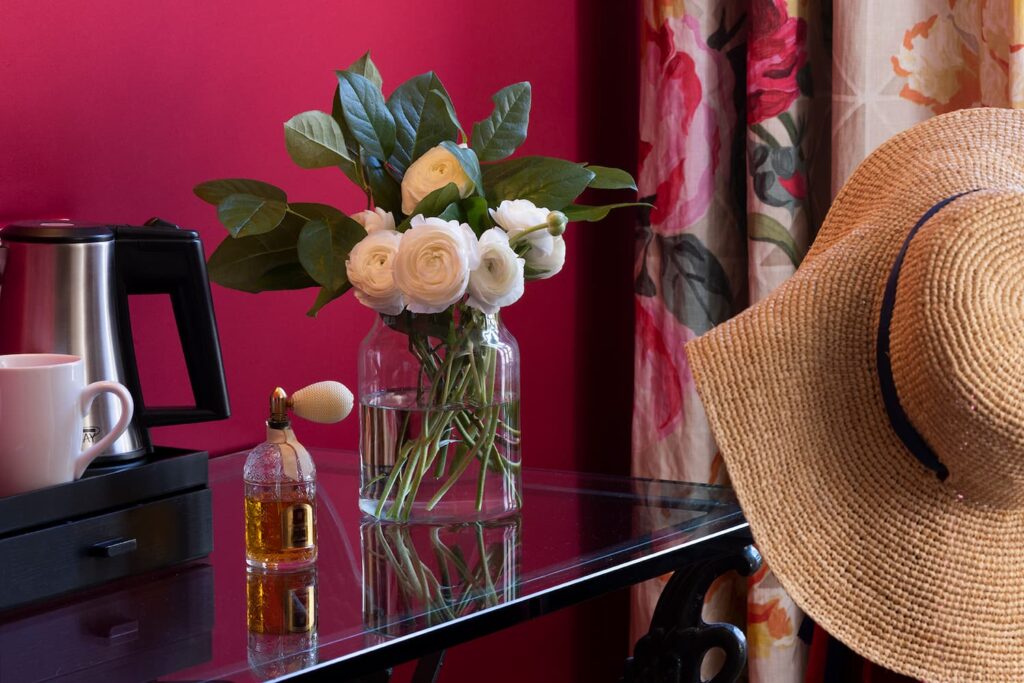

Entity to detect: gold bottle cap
[269,387,289,427]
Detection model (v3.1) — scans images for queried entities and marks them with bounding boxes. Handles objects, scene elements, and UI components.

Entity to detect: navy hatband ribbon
[876,190,981,481]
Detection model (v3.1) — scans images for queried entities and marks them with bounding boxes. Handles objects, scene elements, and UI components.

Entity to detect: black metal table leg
[411,650,445,683]
[623,541,762,683]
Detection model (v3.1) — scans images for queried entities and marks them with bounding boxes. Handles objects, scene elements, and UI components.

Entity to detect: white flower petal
[400,146,472,215]
[467,227,525,314]
[525,235,566,280]
[345,230,405,314]
[393,216,472,312]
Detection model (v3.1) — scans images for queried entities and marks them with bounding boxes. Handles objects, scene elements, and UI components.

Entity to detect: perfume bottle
[244,381,353,571]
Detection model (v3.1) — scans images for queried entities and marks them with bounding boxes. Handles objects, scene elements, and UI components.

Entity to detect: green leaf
[431,88,466,141]
[396,182,460,230]
[482,156,595,209]
[562,202,652,222]
[656,233,733,335]
[387,72,459,173]
[750,123,780,148]
[462,196,493,235]
[289,202,346,224]
[307,286,346,317]
[749,212,804,267]
[217,193,288,237]
[283,110,352,169]
[470,82,531,162]
[297,214,367,292]
[336,71,396,161]
[436,203,462,222]
[440,141,482,194]
[347,50,383,91]
[194,179,286,205]
[207,214,317,293]
[365,157,402,214]
[585,165,637,191]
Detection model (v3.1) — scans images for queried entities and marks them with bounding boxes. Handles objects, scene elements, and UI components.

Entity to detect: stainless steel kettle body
[0,220,229,464]
[0,230,145,458]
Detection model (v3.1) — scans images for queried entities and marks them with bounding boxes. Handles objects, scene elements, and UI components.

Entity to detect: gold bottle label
[281,503,314,549]
[285,585,316,633]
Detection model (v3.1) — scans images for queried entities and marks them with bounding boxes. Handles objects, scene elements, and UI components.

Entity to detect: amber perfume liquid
[247,567,318,678]
[244,481,317,570]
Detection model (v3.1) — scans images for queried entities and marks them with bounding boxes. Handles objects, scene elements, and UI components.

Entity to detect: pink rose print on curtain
[638,13,742,233]
[747,0,808,124]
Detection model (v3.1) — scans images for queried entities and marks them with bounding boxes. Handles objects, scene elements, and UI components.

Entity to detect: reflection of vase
[246,567,318,680]
[361,516,521,637]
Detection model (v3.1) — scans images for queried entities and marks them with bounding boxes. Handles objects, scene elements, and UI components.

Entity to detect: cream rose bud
[467,229,526,314]
[400,145,473,215]
[489,199,555,256]
[525,234,566,280]
[352,207,396,233]
[345,231,405,315]
[393,216,478,314]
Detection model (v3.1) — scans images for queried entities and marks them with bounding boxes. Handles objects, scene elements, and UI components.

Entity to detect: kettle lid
[0,220,113,243]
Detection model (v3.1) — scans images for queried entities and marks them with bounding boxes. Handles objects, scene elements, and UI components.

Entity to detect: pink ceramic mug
[0,354,134,497]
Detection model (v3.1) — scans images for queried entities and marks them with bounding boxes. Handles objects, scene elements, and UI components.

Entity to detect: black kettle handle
[113,219,230,428]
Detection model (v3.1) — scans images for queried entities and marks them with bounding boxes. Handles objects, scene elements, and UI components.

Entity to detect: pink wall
[1,0,637,679]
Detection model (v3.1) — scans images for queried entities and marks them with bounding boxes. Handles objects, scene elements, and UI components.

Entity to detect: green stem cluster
[370,306,521,521]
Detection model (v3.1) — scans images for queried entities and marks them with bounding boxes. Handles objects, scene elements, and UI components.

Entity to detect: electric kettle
[0,219,230,463]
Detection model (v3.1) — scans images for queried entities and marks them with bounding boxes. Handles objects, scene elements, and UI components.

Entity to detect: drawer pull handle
[90,538,138,557]
[104,619,140,641]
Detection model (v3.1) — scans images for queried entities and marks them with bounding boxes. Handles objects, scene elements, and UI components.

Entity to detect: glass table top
[3,450,746,683]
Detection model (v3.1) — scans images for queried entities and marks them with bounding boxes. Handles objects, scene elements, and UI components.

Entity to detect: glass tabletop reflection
[10,449,745,683]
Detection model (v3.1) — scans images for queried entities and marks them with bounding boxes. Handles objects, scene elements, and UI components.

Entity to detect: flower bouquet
[196,53,643,521]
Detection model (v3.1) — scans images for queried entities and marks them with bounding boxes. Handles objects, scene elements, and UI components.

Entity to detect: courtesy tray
[0,447,213,612]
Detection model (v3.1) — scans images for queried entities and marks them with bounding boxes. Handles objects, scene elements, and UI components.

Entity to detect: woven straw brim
[687,108,1024,683]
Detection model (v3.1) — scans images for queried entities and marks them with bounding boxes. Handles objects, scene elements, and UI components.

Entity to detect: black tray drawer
[0,488,212,610]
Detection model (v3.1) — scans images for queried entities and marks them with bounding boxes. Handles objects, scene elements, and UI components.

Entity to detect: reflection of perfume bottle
[247,567,319,679]
[244,382,353,570]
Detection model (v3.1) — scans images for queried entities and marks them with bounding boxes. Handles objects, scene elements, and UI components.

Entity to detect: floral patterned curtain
[632,0,1024,680]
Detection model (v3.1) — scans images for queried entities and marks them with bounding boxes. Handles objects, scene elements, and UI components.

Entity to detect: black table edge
[277,521,752,682]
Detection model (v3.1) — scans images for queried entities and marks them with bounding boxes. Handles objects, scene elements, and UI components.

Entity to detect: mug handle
[74,381,136,478]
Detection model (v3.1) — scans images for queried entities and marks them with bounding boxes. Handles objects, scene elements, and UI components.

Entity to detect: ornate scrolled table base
[623,543,763,683]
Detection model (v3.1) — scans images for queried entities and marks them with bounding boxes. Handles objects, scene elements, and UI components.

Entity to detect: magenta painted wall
[1,0,637,679]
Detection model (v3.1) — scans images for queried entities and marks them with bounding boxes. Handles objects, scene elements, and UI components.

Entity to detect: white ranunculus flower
[393,215,478,314]
[489,199,555,256]
[345,230,405,315]
[352,207,396,233]
[525,234,566,280]
[467,228,525,314]
[400,145,473,215]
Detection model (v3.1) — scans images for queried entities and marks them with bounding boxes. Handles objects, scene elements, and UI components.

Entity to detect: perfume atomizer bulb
[269,381,354,426]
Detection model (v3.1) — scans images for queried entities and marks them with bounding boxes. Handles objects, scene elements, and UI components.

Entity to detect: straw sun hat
[687,108,1024,682]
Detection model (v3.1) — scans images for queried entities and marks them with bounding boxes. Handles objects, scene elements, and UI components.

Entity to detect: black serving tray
[0,447,212,612]
[0,446,208,536]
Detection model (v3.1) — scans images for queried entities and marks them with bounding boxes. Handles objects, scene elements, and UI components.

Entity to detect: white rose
[345,230,405,315]
[467,228,525,314]
[400,145,473,215]
[489,199,555,256]
[525,235,566,280]
[352,208,396,233]
[393,215,478,314]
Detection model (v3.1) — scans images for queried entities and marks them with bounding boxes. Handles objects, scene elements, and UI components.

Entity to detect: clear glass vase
[358,307,521,522]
